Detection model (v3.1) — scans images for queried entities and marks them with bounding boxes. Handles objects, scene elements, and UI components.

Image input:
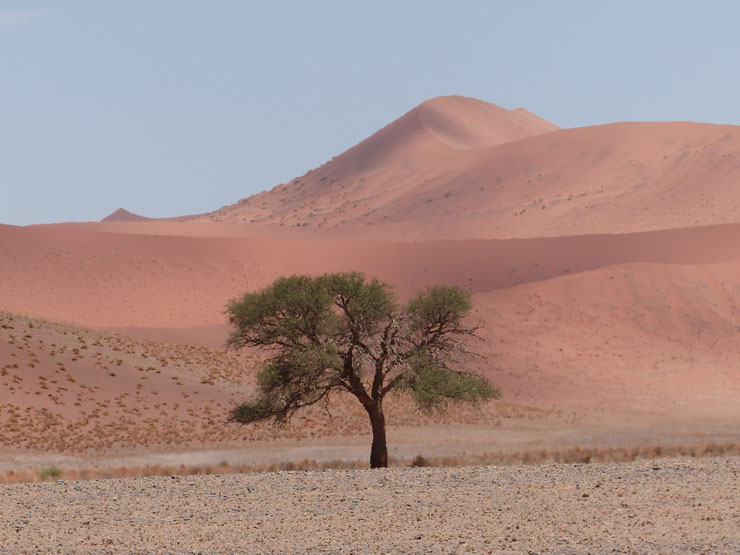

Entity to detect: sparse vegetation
[1,441,738,485]
[410,454,431,467]
[40,466,62,480]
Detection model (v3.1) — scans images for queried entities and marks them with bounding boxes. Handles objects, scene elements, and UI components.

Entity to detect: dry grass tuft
[1,441,738,485]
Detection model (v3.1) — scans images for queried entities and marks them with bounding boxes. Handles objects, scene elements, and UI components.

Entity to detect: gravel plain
[1,456,738,553]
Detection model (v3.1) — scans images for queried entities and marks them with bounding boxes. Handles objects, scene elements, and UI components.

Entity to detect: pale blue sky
[2,1,739,225]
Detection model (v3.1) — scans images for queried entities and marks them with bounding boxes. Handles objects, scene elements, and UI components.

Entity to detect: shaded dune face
[101,208,152,223]
[2,223,739,330]
[416,96,558,150]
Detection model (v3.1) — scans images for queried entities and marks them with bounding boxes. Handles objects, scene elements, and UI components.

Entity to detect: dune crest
[417,96,558,150]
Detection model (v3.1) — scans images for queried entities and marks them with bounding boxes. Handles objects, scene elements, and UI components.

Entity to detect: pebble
[0,456,737,552]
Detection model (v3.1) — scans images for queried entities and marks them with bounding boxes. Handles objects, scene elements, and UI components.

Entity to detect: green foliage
[228,396,279,424]
[228,344,344,424]
[226,275,339,350]
[40,466,62,480]
[323,272,394,334]
[407,285,472,331]
[403,359,500,410]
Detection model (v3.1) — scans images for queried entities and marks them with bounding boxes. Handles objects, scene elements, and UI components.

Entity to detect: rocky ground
[1,456,738,553]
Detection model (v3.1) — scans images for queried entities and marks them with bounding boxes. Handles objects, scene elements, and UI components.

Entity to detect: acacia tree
[226,272,499,468]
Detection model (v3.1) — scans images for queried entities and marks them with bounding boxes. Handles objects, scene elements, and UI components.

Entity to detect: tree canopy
[226,272,499,468]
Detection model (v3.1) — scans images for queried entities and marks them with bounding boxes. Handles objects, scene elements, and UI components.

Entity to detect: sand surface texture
[2,456,738,553]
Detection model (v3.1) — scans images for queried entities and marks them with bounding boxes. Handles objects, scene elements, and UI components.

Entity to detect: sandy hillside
[1,226,738,460]
[165,99,740,240]
[36,96,740,242]
[472,260,740,415]
[3,310,566,459]
[0,311,255,452]
[190,95,558,229]
[3,223,739,332]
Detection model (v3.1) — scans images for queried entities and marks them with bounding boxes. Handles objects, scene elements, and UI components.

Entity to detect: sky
[1,1,739,226]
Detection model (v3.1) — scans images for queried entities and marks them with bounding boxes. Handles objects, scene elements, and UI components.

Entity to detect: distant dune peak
[186,95,561,227]
[101,208,152,222]
[414,95,558,150]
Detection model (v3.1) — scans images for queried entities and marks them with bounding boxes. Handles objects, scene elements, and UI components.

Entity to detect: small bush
[40,467,62,480]
[410,455,431,468]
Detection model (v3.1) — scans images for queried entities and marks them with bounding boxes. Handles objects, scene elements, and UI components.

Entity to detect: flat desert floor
[2,456,738,553]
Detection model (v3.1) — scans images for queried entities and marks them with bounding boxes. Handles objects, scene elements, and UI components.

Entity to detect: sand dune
[0,311,554,455]
[2,219,738,437]
[46,96,740,243]
[181,95,561,234]
[417,96,558,150]
[0,311,254,452]
[101,208,153,222]
[472,261,740,417]
[3,223,739,332]
[2,256,738,456]
[180,117,740,240]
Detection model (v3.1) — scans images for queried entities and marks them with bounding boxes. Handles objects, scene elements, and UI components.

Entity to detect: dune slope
[1,221,738,431]
[174,104,740,240]
[472,261,740,417]
[185,95,561,235]
[2,223,739,332]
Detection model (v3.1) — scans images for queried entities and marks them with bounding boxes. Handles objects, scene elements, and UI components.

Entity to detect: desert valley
[2,95,739,551]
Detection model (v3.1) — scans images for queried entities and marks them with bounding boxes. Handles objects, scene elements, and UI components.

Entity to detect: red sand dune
[101,208,153,223]
[0,311,252,451]
[473,261,740,415]
[0,311,552,455]
[170,103,740,241]
[2,223,739,333]
[2,225,738,433]
[2,220,740,422]
[181,95,561,234]
[40,97,740,243]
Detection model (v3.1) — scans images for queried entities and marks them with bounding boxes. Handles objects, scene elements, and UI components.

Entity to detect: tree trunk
[366,403,388,468]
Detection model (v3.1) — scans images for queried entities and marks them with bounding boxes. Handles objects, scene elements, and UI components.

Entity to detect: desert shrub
[410,455,431,467]
[40,466,62,480]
